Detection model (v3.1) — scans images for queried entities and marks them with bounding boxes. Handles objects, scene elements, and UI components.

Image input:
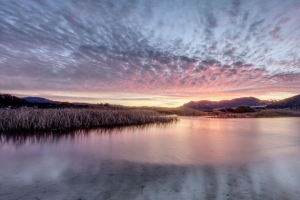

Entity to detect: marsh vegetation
[0,108,177,132]
[130,106,206,116]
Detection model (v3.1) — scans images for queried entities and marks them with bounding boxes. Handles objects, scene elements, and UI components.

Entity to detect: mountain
[0,94,73,108]
[0,94,95,108]
[23,97,60,104]
[2,93,300,110]
[267,94,300,109]
[182,97,267,110]
[0,94,27,107]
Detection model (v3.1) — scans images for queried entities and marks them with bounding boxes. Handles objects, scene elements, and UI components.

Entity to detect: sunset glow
[1,0,300,106]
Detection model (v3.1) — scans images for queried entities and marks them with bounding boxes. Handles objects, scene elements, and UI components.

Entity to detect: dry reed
[0,108,178,132]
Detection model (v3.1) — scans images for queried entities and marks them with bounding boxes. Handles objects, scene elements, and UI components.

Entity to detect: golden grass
[0,108,178,132]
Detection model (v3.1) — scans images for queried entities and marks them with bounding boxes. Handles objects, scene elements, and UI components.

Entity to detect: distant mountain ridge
[1,93,300,110]
[23,97,60,104]
[182,97,268,110]
[0,94,108,108]
[0,94,87,108]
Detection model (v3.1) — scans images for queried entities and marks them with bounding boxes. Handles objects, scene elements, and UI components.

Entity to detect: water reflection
[1,159,300,200]
[0,123,169,147]
[0,117,300,199]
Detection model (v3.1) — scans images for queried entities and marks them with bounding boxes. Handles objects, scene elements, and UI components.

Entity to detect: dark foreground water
[1,117,300,200]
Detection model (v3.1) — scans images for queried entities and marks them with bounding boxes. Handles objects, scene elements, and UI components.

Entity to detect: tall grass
[0,108,178,132]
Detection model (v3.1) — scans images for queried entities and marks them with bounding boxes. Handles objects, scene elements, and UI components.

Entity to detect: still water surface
[1,117,300,199]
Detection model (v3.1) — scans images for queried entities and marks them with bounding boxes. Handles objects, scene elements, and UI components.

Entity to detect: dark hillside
[182,97,267,110]
[267,94,300,109]
[0,94,27,108]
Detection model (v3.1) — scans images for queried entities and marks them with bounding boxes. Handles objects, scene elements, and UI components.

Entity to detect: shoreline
[204,109,300,118]
[1,107,299,133]
[206,115,300,119]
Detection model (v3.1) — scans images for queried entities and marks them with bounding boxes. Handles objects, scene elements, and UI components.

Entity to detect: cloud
[1,0,300,101]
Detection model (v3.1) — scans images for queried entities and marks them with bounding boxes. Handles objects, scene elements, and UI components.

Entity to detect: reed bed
[0,108,178,132]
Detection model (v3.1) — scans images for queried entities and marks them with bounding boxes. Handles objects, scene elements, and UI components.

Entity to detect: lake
[1,117,300,199]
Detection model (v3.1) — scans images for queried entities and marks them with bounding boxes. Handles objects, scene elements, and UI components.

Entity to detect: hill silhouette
[267,94,300,109]
[182,97,268,110]
[0,94,27,107]
[23,97,60,104]
[2,93,300,110]
[0,94,88,108]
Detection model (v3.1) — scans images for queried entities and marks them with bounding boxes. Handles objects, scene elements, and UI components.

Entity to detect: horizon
[2,91,298,107]
[1,0,300,107]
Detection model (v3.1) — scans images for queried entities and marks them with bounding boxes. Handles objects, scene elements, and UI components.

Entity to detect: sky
[1,0,300,107]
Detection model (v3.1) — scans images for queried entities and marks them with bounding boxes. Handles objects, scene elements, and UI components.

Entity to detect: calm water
[1,117,300,199]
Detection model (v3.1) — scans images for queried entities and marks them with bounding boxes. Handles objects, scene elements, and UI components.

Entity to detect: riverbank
[0,108,178,132]
[206,109,300,118]
[130,106,206,116]
[130,106,300,118]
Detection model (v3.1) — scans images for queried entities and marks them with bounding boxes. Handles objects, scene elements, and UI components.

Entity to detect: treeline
[219,106,256,113]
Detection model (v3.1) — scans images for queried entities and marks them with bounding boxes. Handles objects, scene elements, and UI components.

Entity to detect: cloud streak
[1,0,300,105]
